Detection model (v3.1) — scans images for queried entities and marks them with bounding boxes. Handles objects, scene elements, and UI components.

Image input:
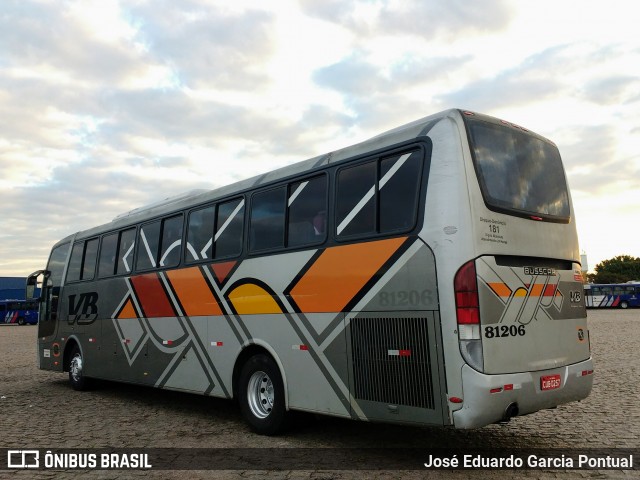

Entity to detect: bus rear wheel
[620,301,628,309]
[238,354,289,435]
[17,317,25,325]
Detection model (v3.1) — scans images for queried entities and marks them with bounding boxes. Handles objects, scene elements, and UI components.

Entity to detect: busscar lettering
[68,292,99,324]
[524,266,557,276]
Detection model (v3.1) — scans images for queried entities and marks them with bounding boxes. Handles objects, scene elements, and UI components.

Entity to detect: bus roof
[54,108,463,245]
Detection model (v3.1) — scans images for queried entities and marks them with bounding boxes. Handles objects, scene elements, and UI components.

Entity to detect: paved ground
[1,309,638,479]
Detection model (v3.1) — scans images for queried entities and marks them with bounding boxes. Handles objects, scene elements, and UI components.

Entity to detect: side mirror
[26,270,47,302]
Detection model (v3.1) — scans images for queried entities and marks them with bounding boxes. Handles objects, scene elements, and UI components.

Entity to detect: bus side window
[159,214,183,268]
[250,188,286,252]
[379,151,422,232]
[336,160,376,237]
[287,175,327,248]
[82,238,99,280]
[215,198,244,259]
[98,232,118,277]
[117,228,136,274]
[186,205,215,263]
[336,149,423,239]
[67,242,84,282]
[136,221,161,271]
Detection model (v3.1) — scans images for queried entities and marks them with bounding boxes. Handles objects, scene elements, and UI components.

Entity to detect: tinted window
[336,150,423,238]
[82,238,99,280]
[187,205,215,262]
[98,232,118,277]
[288,175,327,248]
[336,161,376,237]
[215,198,244,258]
[40,242,69,337]
[67,242,84,282]
[117,228,136,274]
[136,221,161,270]
[379,151,422,232]
[159,215,183,268]
[250,188,286,252]
[467,119,570,221]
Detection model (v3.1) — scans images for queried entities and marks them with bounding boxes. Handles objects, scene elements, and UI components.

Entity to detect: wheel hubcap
[70,354,83,383]
[247,370,274,419]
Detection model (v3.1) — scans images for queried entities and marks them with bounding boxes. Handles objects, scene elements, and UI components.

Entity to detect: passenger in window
[313,210,326,236]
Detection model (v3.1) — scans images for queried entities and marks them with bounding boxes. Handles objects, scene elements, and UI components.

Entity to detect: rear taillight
[455,260,483,371]
[455,261,479,325]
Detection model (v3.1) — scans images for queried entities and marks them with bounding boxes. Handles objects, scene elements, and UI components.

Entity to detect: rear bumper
[452,358,594,429]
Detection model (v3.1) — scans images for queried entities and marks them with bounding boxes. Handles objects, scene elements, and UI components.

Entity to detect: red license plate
[540,374,561,391]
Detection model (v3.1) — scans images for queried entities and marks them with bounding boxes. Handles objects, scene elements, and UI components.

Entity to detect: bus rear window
[467,120,570,222]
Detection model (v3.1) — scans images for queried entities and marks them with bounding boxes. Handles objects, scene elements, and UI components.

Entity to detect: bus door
[27,242,70,369]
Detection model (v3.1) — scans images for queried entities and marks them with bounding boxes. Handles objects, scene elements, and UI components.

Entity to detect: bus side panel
[419,114,478,423]
[344,240,444,426]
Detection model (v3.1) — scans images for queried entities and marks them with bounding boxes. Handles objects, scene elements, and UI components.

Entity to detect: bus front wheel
[238,354,289,435]
[68,345,89,391]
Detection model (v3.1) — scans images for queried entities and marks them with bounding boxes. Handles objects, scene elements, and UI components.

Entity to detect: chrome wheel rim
[247,370,274,419]
[70,353,83,383]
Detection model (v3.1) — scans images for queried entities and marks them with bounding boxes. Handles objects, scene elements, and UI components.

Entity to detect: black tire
[68,345,90,391]
[17,317,25,326]
[238,354,289,435]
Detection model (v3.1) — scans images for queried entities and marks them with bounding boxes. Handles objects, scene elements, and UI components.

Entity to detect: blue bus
[0,300,39,325]
[584,283,640,309]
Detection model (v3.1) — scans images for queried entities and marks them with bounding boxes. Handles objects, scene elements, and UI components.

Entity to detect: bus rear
[445,111,593,428]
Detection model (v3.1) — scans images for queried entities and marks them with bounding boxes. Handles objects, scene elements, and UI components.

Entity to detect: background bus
[27,109,593,434]
[584,283,640,309]
[1,299,39,325]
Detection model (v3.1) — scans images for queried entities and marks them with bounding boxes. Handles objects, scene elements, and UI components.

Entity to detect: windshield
[466,119,570,222]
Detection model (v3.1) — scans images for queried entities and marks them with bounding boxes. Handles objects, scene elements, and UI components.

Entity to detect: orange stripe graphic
[289,237,407,313]
[211,261,237,285]
[117,298,138,319]
[227,283,283,315]
[488,283,512,298]
[131,273,176,318]
[489,283,558,298]
[166,267,223,317]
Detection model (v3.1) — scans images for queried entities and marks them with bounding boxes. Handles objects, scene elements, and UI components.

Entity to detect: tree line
[586,255,640,284]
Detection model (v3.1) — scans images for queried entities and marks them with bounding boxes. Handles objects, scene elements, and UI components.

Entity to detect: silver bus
[28,109,593,434]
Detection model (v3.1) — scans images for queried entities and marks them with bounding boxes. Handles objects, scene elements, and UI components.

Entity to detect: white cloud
[1,0,639,275]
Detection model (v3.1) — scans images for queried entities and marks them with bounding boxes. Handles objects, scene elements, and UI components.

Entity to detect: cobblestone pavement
[1,309,638,479]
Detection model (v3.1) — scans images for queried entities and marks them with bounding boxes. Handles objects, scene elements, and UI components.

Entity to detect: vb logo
[68,292,99,324]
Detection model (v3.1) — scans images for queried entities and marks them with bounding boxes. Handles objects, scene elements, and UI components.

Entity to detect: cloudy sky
[1,0,639,277]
